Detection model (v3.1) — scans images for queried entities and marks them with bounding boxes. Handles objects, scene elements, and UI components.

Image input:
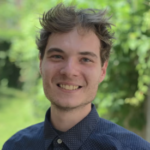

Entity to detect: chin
[51,101,77,110]
[51,99,91,111]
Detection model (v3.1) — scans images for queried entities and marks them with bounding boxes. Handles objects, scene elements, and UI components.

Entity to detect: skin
[40,27,108,131]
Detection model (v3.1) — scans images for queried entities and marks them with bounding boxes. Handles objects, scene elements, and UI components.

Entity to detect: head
[37,3,114,111]
[36,3,114,66]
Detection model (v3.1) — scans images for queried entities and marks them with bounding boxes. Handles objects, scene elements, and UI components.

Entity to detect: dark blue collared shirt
[2,104,150,150]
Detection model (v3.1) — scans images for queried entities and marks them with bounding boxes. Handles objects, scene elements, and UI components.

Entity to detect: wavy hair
[36,3,114,66]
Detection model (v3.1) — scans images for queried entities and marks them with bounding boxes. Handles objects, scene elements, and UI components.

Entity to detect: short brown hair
[36,3,114,66]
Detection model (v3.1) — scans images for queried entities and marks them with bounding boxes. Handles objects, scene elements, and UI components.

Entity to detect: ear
[99,61,108,83]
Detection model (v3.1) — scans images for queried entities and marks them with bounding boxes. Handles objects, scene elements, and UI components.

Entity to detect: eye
[81,58,92,62]
[49,55,64,61]
[51,55,63,59]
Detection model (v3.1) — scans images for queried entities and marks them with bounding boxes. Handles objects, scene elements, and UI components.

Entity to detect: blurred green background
[0,0,150,148]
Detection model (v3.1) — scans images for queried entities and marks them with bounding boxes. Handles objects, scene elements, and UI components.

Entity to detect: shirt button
[57,138,62,144]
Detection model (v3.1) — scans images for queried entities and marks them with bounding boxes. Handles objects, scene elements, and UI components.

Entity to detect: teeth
[59,84,79,90]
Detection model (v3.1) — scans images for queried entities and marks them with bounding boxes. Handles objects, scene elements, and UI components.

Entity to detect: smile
[57,84,81,90]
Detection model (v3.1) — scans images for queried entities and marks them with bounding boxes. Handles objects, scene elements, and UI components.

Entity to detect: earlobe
[99,61,108,83]
[39,62,42,76]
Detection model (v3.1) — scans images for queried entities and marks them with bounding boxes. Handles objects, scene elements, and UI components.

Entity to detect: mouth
[57,84,82,90]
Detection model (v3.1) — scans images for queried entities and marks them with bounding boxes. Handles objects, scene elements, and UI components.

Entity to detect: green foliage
[31,79,50,118]
[0,0,150,131]
[94,0,150,129]
[0,87,43,149]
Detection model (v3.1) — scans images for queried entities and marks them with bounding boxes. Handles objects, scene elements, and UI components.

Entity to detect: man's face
[40,27,107,110]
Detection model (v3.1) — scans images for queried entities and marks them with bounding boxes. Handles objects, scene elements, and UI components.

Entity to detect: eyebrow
[79,52,98,58]
[46,48,64,54]
[46,47,98,58]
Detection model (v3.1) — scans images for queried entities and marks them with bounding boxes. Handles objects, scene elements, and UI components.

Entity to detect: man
[3,3,150,150]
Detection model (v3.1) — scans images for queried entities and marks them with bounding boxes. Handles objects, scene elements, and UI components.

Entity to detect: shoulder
[2,122,45,150]
[93,117,150,150]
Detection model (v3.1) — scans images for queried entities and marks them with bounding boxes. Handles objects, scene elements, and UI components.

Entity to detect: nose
[60,59,79,77]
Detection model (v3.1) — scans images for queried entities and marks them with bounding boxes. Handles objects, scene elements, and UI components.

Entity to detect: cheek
[41,62,51,79]
[41,62,62,79]
[84,68,101,85]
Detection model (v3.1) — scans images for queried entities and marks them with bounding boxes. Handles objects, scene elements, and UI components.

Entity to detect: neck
[50,103,91,132]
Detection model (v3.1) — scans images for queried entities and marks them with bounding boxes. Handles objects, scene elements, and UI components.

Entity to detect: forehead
[45,27,101,54]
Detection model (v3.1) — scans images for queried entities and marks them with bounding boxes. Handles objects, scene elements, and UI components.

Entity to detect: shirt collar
[44,104,99,150]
